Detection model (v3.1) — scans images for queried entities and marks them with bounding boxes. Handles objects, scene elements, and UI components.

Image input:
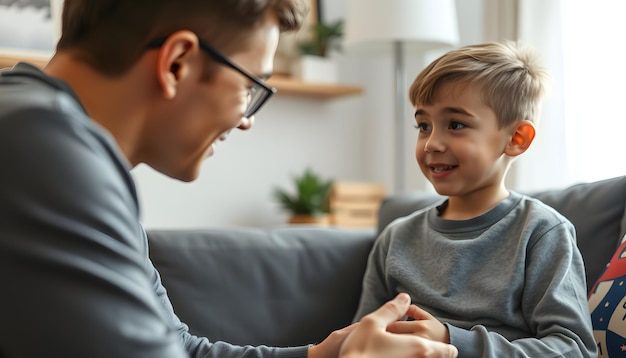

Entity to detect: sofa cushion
[148,227,376,347]
[377,175,626,291]
[588,234,626,357]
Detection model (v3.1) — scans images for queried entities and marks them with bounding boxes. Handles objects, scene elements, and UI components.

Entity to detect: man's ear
[505,120,536,156]
[154,31,199,99]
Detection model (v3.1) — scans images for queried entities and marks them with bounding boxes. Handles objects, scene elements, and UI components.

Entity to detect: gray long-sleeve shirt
[354,192,597,357]
[0,63,308,358]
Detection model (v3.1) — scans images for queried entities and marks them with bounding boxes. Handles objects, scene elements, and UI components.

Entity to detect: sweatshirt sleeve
[353,228,395,322]
[0,103,188,357]
[147,250,310,358]
[0,94,309,358]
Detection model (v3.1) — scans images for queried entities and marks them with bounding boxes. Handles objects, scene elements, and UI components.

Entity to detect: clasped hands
[387,301,451,344]
[309,293,457,358]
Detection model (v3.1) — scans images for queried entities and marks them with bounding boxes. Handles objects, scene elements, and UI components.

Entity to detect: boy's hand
[387,304,451,344]
[337,293,457,358]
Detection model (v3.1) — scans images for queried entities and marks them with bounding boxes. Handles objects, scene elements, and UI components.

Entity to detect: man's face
[413,82,513,200]
[148,11,280,182]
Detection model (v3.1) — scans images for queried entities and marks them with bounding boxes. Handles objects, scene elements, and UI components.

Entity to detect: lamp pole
[393,41,407,193]
[343,0,459,194]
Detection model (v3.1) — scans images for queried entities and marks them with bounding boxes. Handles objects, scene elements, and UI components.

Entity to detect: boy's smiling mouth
[430,165,457,173]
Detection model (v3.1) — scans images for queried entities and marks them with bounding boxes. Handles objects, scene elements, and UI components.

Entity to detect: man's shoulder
[0,63,80,123]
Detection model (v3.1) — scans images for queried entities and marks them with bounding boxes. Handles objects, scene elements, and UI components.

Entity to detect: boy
[353,42,596,357]
[0,0,457,357]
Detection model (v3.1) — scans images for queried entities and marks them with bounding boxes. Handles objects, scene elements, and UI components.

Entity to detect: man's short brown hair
[56,0,308,76]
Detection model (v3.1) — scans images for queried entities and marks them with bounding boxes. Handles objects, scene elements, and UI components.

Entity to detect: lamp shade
[343,0,459,54]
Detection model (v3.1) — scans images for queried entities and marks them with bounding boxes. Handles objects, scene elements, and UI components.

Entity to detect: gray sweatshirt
[354,192,596,357]
[0,63,308,358]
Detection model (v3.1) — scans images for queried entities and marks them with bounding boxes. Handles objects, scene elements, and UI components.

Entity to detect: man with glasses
[0,1,457,357]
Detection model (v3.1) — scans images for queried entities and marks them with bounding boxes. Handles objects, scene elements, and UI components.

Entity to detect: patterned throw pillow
[589,234,626,357]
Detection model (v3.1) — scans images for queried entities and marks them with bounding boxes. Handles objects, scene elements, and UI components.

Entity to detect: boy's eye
[449,121,466,130]
[414,123,431,132]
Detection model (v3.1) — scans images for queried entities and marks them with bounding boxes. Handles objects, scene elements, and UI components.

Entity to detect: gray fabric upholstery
[148,227,375,347]
[147,175,626,348]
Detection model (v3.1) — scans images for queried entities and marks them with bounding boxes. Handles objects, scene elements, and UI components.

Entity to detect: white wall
[133,0,487,229]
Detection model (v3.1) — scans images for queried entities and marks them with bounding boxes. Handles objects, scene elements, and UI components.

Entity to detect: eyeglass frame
[146,36,277,118]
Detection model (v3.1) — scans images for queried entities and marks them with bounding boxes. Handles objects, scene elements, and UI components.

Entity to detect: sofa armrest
[148,227,376,347]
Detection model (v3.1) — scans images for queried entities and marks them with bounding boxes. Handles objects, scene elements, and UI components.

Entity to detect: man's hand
[307,321,357,358]
[337,293,458,358]
[387,304,451,343]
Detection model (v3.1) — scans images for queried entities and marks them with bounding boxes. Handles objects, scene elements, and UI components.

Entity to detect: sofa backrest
[377,175,626,291]
[148,227,376,347]
[146,176,625,348]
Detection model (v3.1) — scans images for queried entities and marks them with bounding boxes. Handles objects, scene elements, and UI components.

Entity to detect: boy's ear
[505,120,536,156]
[154,31,198,99]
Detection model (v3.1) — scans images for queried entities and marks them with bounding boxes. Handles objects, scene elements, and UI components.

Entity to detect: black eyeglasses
[147,36,277,118]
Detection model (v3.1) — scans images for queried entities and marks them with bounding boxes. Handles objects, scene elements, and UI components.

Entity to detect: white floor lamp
[343,0,459,193]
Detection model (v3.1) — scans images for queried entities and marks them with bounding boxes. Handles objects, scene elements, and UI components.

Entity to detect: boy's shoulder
[510,192,576,234]
[387,200,442,226]
[379,191,574,237]
[517,192,570,219]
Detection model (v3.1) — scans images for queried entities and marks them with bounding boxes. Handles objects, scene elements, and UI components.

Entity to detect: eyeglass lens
[245,84,270,118]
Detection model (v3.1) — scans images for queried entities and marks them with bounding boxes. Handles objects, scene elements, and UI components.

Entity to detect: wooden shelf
[0,52,364,99]
[0,51,51,69]
[267,75,364,99]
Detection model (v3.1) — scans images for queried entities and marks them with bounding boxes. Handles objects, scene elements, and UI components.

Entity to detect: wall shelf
[0,52,50,69]
[267,75,364,99]
[0,52,364,99]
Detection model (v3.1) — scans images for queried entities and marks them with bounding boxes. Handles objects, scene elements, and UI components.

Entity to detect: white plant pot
[291,55,338,84]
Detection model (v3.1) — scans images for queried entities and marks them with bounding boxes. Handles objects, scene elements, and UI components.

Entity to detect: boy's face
[413,82,514,199]
[149,12,280,182]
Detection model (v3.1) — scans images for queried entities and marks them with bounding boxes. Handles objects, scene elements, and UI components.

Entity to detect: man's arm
[145,245,309,358]
[0,104,188,357]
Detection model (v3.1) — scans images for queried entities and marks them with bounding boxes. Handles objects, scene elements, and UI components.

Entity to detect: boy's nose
[424,133,445,153]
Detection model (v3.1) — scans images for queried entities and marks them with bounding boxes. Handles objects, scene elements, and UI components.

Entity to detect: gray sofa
[147,175,626,348]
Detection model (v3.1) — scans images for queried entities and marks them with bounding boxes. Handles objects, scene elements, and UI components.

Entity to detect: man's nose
[237,116,255,130]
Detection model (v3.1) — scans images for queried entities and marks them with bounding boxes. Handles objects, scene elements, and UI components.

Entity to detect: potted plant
[297,19,344,57]
[291,19,344,83]
[273,168,333,226]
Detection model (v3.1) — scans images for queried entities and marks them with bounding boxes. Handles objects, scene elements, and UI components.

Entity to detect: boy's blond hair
[409,41,550,127]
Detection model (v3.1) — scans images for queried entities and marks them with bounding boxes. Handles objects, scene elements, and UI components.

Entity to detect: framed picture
[0,0,62,63]
[273,0,320,76]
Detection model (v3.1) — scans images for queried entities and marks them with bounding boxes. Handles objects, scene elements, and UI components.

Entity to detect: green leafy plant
[297,19,344,57]
[273,168,333,216]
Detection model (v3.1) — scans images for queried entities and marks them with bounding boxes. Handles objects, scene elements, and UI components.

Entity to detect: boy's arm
[447,221,596,358]
[353,230,396,323]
